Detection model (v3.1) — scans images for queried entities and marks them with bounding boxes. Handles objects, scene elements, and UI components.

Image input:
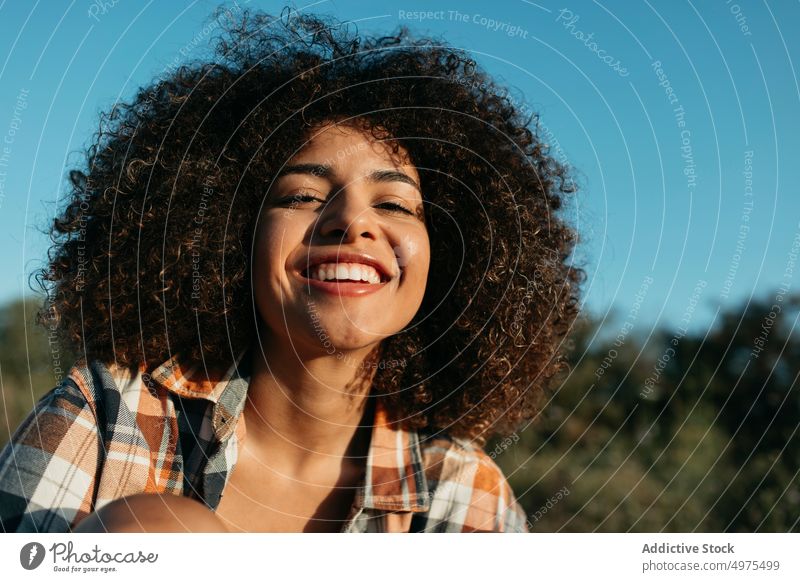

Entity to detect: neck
[242,334,380,478]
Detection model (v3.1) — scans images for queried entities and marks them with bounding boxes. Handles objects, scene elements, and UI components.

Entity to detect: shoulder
[0,360,177,533]
[68,360,179,435]
[67,359,156,409]
[418,431,511,495]
[417,431,529,532]
[0,372,101,532]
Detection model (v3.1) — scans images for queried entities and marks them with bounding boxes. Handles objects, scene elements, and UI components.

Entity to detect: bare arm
[73,493,229,533]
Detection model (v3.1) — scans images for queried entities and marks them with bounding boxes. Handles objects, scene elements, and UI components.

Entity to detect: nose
[317,189,378,242]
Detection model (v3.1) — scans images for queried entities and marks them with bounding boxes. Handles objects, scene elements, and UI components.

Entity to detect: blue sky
[0,0,798,337]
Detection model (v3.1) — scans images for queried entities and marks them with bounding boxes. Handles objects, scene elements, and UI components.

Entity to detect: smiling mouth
[295,267,390,297]
[299,262,391,285]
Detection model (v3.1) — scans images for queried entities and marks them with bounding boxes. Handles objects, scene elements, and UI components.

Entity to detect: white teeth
[307,262,383,284]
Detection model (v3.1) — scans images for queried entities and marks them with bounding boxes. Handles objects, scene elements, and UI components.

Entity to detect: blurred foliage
[491,290,800,532]
[0,297,74,445]
[1,292,797,531]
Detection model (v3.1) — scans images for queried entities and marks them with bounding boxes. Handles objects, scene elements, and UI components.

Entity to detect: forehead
[290,122,419,181]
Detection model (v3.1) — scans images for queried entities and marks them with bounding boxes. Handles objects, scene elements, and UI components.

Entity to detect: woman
[0,7,582,533]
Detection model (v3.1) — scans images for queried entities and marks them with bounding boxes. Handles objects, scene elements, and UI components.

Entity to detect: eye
[376,201,414,215]
[279,193,324,205]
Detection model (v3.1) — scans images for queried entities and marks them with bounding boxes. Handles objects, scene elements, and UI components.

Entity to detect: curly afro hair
[36,6,584,445]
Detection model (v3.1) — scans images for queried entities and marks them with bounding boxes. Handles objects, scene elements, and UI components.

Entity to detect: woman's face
[252,122,430,358]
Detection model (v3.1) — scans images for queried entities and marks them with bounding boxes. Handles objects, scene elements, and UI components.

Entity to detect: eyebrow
[277,163,422,193]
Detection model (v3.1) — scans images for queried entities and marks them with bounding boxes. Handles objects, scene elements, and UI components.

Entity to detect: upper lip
[296,249,394,282]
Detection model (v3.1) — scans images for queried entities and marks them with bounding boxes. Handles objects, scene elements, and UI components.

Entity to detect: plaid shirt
[0,352,528,533]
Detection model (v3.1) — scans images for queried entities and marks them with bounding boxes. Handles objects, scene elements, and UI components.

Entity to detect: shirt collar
[149,351,431,513]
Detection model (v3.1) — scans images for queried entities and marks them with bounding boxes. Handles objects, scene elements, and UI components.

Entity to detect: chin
[317,328,389,353]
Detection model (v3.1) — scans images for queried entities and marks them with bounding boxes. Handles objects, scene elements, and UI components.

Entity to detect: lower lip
[295,271,389,297]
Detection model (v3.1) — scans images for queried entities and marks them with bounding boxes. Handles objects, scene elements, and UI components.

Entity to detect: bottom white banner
[1,533,797,581]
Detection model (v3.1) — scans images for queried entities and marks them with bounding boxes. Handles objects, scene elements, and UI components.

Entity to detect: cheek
[251,216,294,313]
[395,232,430,291]
[253,214,305,271]
[251,216,302,329]
[252,221,277,282]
